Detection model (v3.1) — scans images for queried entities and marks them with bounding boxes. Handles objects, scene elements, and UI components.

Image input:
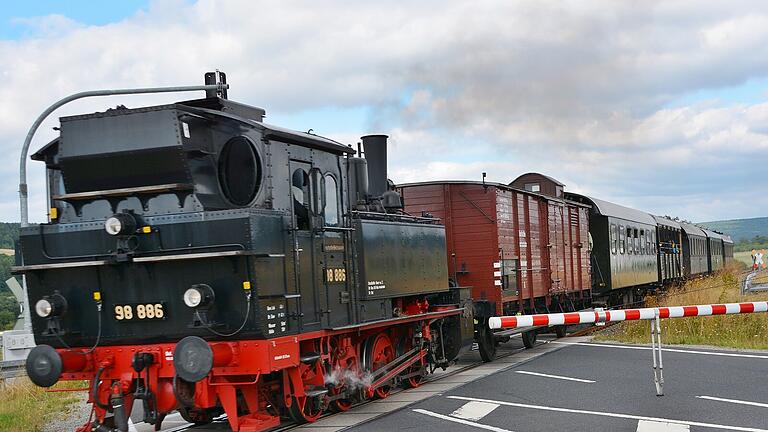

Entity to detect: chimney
[361,135,388,198]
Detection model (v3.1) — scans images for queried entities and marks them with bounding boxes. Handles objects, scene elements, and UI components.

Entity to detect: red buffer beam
[488,301,768,329]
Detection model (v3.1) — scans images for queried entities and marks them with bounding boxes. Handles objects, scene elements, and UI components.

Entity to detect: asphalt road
[348,341,768,432]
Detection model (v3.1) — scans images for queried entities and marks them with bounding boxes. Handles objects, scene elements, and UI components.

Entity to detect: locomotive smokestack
[361,134,388,198]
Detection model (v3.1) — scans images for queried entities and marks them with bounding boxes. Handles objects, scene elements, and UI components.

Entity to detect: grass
[596,265,768,350]
[0,378,86,432]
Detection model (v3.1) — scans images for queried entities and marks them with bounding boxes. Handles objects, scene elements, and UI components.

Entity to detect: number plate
[113,303,166,321]
[325,268,347,283]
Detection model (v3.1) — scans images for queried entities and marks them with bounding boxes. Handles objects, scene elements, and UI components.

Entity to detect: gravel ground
[43,392,92,432]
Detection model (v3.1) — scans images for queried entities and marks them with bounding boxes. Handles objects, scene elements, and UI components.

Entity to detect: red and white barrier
[488,301,768,329]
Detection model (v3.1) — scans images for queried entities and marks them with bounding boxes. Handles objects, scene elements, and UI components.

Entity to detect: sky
[1,1,768,223]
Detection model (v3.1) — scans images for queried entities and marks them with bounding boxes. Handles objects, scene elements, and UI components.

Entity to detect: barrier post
[650,309,664,396]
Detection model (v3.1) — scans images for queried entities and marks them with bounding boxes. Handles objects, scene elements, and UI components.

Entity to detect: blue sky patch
[1,0,150,39]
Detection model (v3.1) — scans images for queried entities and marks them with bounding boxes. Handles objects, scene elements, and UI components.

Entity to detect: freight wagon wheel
[554,325,567,338]
[287,362,325,424]
[521,330,537,348]
[477,323,497,362]
[363,333,395,399]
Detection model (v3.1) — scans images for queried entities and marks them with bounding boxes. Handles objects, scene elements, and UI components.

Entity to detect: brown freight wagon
[398,173,592,342]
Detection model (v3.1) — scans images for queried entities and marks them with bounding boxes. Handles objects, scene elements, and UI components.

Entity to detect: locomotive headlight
[35,293,67,318]
[183,284,215,308]
[35,299,52,317]
[183,288,202,307]
[105,213,137,236]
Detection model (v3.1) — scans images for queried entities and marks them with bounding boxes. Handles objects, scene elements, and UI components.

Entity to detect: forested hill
[698,217,768,242]
[0,222,19,249]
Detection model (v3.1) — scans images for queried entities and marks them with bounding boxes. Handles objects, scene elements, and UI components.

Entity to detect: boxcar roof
[511,172,565,186]
[398,180,590,207]
[679,221,706,237]
[566,193,656,225]
[652,215,682,229]
[722,235,734,244]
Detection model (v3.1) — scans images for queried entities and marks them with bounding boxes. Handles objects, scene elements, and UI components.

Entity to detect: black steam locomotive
[18,73,475,431]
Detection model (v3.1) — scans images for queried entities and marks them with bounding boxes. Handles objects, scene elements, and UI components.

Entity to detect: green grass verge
[596,266,768,350]
[0,378,85,432]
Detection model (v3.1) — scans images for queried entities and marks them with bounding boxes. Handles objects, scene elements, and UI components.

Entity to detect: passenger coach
[565,193,658,305]
[680,222,709,278]
[653,216,683,284]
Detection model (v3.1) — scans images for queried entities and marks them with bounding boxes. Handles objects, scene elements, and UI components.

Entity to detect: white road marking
[552,341,768,359]
[697,396,768,409]
[413,409,513,432]
[450,401,500,421]
[448,396,768,432]
[636,419,690,431]
[515,370,595,383]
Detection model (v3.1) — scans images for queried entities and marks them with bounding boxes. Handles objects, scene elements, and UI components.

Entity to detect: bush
[597,265,768,350]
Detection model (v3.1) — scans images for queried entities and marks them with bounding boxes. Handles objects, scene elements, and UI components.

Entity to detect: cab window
[324,174,340,227]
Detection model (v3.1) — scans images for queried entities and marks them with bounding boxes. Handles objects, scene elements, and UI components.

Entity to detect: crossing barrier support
[487,301,768,396]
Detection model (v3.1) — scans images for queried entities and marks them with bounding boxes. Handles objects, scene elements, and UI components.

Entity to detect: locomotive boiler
[16,73,474,431]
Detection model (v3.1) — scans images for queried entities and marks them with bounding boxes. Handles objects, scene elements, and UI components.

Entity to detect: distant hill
[698,217,768,242]
[0,222,19,249]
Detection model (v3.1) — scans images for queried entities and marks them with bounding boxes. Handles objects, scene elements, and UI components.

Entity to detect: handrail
[18,83,227,227]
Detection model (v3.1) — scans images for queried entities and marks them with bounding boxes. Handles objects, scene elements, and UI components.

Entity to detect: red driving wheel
[287,362,324,423]
[367,334,394,399]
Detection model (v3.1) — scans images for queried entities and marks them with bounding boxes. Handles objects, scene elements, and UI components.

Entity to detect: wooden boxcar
[653,216,683,284]
[398,177,591,319]
[680,222,708,277]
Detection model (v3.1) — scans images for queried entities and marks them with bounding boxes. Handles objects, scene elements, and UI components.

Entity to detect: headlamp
[104,213,137,236]
[183,284,215,308]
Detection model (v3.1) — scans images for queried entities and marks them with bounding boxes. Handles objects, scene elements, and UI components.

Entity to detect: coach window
[610,224,617,254]
[626,227,633,254]
[619,225,625,254]
[324,174,339,227]
[640,230,645,255]
[633,228,639,254]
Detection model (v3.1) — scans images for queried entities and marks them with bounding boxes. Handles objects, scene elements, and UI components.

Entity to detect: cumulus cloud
[1,0,767,223]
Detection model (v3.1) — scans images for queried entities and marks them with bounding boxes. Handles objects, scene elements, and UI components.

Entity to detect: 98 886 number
[114,303,165,321]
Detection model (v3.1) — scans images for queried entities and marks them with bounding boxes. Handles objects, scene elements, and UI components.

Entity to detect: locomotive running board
[330,308,464,331]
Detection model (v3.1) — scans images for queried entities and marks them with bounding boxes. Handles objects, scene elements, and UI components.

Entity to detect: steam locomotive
[18,73,474,431]
[16,72,734,432]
